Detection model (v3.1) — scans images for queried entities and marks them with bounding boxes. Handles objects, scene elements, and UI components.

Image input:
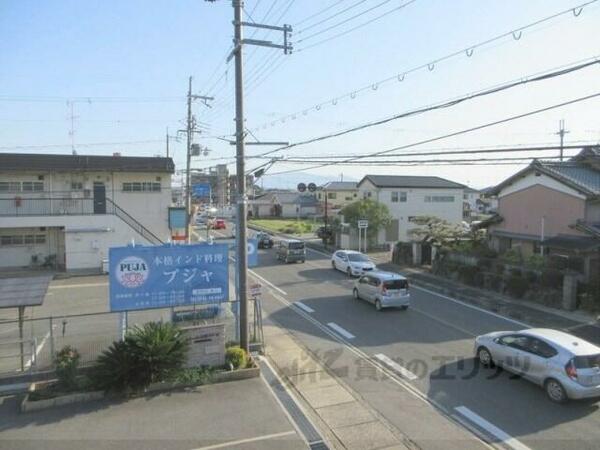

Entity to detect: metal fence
[0,299,263,379]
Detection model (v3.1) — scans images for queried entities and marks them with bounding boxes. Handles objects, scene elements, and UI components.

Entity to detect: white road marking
[49,282,108,289]
[327,322,355,339]
[265,289,493,449]
[374,353,418,380]
[412,285,530,328]
[190,430,296,450]
[306,246,333,258]
[455,406,532,450]
[248,269,287,296]
[294,301,314,313]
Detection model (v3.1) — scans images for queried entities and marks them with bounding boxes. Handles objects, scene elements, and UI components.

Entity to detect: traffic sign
[249,283,262,297]
[297,182,307,192]
[358,219,369,229]
[307,182,317,192]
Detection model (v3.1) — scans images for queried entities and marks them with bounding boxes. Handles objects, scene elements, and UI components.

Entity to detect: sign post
[357,219,368,253]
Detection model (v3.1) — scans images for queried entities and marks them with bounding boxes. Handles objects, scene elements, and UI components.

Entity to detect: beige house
[487,147,600,279]
[0,153,174,271]
[316,181,358,213]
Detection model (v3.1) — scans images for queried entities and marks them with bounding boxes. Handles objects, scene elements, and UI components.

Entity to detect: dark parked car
[316,226,332,239]
[256,232,274,249]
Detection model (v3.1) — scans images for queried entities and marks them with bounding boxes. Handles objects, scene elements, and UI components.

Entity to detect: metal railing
[0,300,263,379]
[0,197,95,216]
[106,198,164,245]
[0,196,164,245]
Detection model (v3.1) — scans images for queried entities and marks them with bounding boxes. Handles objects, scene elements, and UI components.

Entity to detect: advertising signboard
[109,243,229,312]
[192,183,211,198]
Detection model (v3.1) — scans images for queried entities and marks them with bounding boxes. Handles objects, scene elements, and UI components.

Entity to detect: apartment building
[0,153,174,271]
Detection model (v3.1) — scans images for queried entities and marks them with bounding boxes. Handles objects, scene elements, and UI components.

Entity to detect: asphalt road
[247,239,600,450]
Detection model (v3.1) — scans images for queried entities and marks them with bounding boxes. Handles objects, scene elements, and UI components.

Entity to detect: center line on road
[455,406,532,450]
[294,301,314,313]
[327,322,355,339]
[374,353,418,381]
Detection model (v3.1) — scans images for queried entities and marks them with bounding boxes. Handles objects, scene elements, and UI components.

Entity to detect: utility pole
[556,119,569,162]
[232,0,249,353]
[182,77,214,243]
[185,77,193,243]
[226,0,292,353]
[166,127,170,158]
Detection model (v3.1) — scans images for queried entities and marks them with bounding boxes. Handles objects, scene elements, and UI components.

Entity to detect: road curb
[263,322,414,450]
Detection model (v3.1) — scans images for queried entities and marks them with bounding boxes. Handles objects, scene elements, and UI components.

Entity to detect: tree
[407,215,465,246]
[340,199,392,245]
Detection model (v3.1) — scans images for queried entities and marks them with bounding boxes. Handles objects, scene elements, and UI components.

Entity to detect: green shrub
[541,269,563,290]
[93,322,189,392]
[495,263,505,275]
[54,345,80,390]
[487,273,503,291]
[501,249,522,265]
[225,346,247,369]
[525,254,546,270]
[458,265,481,286]
[506,275,529,298]
[169,367,215,385]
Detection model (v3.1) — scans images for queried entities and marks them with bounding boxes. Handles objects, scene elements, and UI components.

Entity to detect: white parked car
[475,328,600,403]
[331,250,376,277]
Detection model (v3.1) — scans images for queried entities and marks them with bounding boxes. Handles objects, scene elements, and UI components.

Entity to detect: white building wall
[358,181,463,242]
[0,168,172,271]
[0,215,154,270]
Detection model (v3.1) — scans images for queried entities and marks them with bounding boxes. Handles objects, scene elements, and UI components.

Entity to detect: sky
[1,0,599,189]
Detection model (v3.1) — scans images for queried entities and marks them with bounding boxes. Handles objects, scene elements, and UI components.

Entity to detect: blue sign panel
[168,207,187,230]
[247,238,258,268]
[192,183,211,198]
[109,244,229,312]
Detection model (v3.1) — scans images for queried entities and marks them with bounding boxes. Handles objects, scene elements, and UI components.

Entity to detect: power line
[296,0,404,44]
[267,144,595,162]
[252,56,600,159]
[264,90,600,175]
[0,95,186,103]
[296,0,370,34]
[295,0,349,26]
[296,0,417,51]
[251,0,598,130]
[0,139,165,150]
[278,155,578,165]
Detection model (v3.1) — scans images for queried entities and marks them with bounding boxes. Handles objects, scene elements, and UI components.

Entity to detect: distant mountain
[260,172,357,190]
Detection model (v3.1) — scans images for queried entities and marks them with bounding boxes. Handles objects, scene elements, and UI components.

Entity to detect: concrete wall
[0,215,153,270]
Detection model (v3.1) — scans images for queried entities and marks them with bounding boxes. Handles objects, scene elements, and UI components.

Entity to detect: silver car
[475,328,600,403]
[353,271,410,311]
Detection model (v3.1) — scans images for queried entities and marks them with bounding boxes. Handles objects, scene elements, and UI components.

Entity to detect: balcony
[0,197,97,217]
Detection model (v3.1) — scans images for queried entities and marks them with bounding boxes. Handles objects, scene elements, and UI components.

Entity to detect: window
[362,191,372,199]
[22,181,44,192]
[345,196,353,201]
[0,181,42,192]
[0,234,45,246]
[498,334,529,351]
[424,195,454,203]
[391,191,398,203]
[327,192,336,200]
[71,182,83,190]
[463,194,468,200]
[527,339,558,359]
[123,182,161,192]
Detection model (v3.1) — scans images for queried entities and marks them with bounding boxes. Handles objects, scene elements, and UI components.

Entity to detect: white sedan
[331,250,376,277]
